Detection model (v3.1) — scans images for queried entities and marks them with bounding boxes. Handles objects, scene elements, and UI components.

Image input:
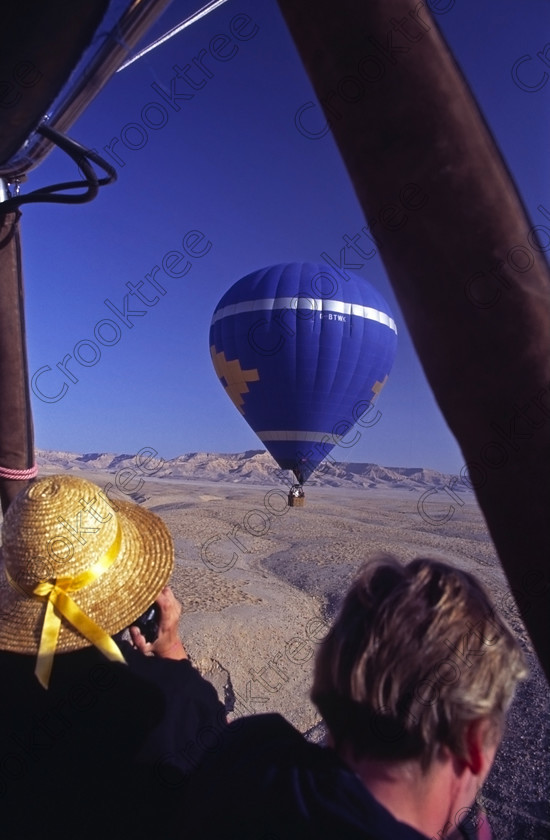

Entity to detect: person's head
[0,474,174,687]
[311,555,527,774]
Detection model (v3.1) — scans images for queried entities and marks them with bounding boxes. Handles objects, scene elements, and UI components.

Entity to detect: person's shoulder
[216,712,314,760]
[183,713,429,840]
[226,712,304,741]
[185,712,354,812]
[185,712,317,781]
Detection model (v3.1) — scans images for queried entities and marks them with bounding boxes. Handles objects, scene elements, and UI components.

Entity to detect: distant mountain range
[36,449,470,493]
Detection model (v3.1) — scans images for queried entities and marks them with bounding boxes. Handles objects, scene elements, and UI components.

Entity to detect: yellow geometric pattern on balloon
[210,346,260,415]
[371,374,389,397]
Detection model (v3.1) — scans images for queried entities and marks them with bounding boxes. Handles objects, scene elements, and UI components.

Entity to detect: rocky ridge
[36,448,470,493]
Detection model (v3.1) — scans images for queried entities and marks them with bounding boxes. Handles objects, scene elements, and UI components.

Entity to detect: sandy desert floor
[33,468,550,838]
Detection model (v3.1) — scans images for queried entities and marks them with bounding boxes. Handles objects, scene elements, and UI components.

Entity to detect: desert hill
[36,448,469,493]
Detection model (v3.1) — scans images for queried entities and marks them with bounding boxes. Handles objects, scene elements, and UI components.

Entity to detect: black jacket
[0,644,225,840]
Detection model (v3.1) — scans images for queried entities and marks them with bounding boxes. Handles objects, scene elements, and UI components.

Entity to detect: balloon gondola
[209,262,398,501]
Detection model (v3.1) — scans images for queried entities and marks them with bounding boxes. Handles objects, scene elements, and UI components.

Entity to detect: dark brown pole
[276,1,550,679]
[0,208,36,512]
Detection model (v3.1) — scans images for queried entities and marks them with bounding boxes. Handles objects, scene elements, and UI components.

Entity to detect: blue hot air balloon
[209,262,397,485]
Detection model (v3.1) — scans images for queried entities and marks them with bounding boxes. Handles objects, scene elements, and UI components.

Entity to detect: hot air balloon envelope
[209,263,397,484]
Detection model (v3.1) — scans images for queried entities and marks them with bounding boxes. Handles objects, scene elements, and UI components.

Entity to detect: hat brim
[0,500,174,654]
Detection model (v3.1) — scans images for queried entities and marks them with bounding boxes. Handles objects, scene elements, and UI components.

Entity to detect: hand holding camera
[130,586,188,660]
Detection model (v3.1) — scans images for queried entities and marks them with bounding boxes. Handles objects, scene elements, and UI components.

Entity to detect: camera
[132,603,160,643]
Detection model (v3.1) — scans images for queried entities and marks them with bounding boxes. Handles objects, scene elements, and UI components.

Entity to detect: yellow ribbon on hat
[7,524,126,688]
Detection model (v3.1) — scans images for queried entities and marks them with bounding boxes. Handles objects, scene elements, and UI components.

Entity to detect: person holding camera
[0,474,225,840]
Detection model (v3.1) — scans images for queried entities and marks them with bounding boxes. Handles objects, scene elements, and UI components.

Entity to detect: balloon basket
[288,492,305,507]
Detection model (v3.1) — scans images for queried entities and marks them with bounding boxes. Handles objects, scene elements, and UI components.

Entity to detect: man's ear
[464,718,499,777]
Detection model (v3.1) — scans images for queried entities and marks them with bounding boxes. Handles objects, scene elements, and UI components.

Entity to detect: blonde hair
[311,556,528,769]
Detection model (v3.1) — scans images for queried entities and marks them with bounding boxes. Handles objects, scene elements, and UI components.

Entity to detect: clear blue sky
[20,0,550,473]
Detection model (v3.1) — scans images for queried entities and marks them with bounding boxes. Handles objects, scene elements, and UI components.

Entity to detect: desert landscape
[35,449,549,839]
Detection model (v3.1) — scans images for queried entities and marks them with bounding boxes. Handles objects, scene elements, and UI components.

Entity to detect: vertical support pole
[0,181,36,512]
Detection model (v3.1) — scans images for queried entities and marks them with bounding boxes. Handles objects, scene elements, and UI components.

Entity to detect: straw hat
[0,474,174,656]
